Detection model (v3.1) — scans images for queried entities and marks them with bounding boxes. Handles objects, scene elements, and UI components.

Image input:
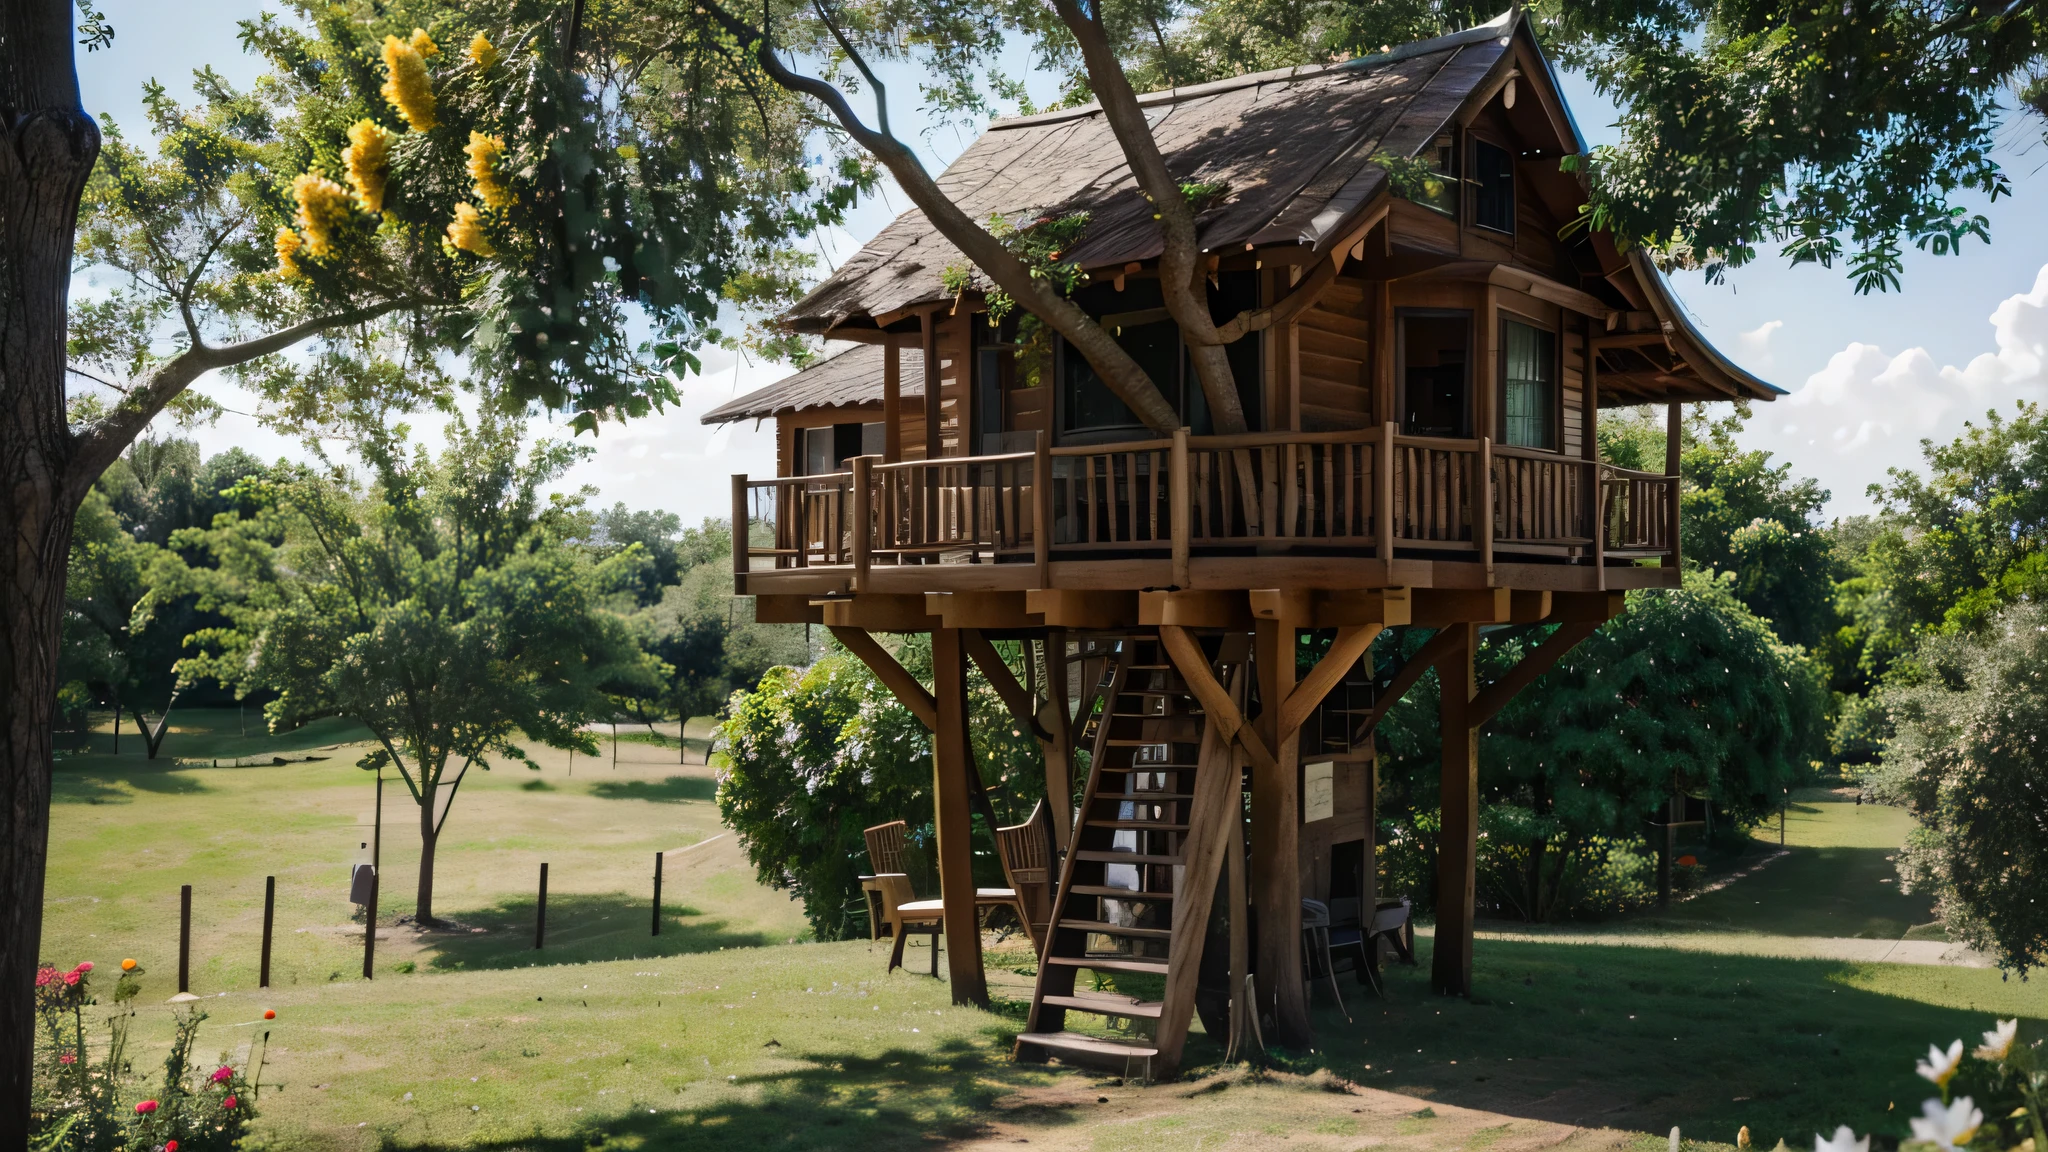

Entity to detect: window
[1500,320,1557,449]
[1399,312,1470,437]
[1472,139,1515,234]
[799,422,880,474]
[1395,132,1458,217]
[1056,273,1263,441]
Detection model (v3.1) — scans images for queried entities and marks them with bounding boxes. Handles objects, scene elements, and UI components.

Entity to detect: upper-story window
[1472,139,1515,234]
[1499,319,1556,449]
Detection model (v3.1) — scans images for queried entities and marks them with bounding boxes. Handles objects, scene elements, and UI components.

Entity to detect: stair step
[1083,820,1191,831]
[1044,955,1171,976]
[1040,991,1165,1019]
[1074,850,1183,866]
[1060,919,1173,941]
[1081,787,1196,799]
[1069,885,1177,900]
[1014,1031,1162,1068]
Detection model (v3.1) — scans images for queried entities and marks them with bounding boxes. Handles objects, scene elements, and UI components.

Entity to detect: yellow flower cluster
[446,202,495,257]
[291,172,352,258]
[468,32,496,71]
[274,226,302,277]
[343,120,391,214]
[380,29,439,132]
[465,132,510,210]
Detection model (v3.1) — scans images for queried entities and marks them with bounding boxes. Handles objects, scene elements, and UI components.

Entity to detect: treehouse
[707,10,1780,1077]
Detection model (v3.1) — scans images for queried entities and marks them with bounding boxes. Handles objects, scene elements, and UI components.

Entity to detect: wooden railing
[1598,465,1678,555]
[733,428,1680,582]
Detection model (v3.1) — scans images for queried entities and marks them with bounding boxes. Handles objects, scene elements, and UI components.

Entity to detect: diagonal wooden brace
[1470,621,1600,727]
[1350,626,1464,742]
[1274,625,1382,741]
[828,626,937,731]
[1159,625,1277,775]
[961,629,1055,742]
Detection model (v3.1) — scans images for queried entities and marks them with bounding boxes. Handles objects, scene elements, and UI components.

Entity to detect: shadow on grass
[1651,845,1936,939]
[1301,936,2044,1147]
[385,1038,1083,1152]
[419,892,773,972]
[51,763,210,804]
[588,776,716,803]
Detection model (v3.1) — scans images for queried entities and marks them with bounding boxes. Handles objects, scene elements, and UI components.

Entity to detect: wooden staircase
[1014,634,1245,1078]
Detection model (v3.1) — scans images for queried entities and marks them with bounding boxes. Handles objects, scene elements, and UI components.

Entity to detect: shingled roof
[700,343,923,424]
[784,13,1520,333]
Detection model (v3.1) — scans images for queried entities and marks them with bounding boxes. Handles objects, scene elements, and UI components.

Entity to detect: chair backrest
[863,820,908,876]
[872,873,921,922]
[1300,898,1331,929]
[996,802,1054,948]
[1368,897,1411,935]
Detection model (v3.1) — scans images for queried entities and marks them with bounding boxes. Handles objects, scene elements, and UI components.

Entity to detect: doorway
[1399,312,1471,437]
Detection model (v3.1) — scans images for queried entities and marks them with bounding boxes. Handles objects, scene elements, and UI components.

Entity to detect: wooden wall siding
[1299,279,1374,431]
[1513,188,1561,275]
[1009,378,1049,439]
[1562,329,1585,458]
[1389,198,1460,256]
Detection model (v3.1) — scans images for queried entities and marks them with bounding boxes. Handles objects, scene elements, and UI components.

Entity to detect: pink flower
[135,1099,158,1114]
[59,1052,77,1065]
[63,971,80,986]
[222,1095,237,1109]
[35,967,56,988]
[167,1142,178,1152]
[211,1066,234,1084]
[74,961,93,973]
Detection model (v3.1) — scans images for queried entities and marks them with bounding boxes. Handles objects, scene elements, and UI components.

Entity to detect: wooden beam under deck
[751,559,1679,599]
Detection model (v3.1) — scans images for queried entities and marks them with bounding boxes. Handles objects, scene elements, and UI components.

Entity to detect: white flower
[1815,1127,1868,1152]
[1973,1019,2019,1062]
[1918,1039,1965,1088]
[1910,1097,1983,1152]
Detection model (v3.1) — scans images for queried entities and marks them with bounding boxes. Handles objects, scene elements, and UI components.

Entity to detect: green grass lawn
[41,720,2048,1150]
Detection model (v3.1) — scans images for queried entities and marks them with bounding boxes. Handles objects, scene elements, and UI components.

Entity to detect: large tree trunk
[1,3,101,1142]
[415,782,439,926]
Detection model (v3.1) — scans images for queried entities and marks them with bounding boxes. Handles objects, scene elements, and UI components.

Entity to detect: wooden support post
[535,863,549,950]
[178,884,192,994]
[652,851,664,937]
[883,338,903,463]
[1254,614,1311,1046]
[1225,749,1250,1061]
[1433,624,1478,996]
[931,628,989,1006]
[1170,427,1190,589]
[1664,400,1682,568]
[260,876,275,988]
[731,475,749,592]
[1043,632,1073,851]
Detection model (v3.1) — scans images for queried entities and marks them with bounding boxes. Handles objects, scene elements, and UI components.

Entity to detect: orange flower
[1676,855,1698,867]
[263,1009,276,1020]
[120,958,137,971]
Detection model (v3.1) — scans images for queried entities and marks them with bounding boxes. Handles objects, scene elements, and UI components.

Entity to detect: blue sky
[78,2,2048,526]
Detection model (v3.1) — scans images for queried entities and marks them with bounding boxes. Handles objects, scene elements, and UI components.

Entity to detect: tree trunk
[1,2,103,1140]
[415,781,438,926]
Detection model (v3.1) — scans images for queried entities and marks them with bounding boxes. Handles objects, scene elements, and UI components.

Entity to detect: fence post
[1477,437,1494,583]
[1593,470,1609,592]
[535,863,549,950]
[1377,422,1397,564]
[178,885,191,993]
[730,475,749,592]
[1664,401,1682,569]
[651,852,664,937]
[260,876,275,988]
[362,867,378,979]
[1170,428,1190,589]
[1033,431,1052,588]
[851,455,873,592]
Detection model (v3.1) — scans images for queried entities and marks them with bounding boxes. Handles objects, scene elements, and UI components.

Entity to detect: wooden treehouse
[705,11,1780,1077]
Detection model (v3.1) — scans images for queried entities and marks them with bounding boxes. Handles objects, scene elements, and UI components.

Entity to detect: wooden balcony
[732,427,1678,598]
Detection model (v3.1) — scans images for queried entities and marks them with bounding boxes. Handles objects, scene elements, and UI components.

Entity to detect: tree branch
[65,298,426,505]
[705,0,1181,431]
[1045,0,1247,434]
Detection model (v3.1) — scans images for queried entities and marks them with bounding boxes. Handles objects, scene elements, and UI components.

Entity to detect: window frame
[1469,136,1516,236]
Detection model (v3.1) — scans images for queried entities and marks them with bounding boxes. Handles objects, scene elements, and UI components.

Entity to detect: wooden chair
[860,820,909,939]
[995,802,1054,949]
[1300,898,1351,1021]
[877,874,945,975]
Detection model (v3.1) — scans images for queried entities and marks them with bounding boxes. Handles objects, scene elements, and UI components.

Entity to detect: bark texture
[2,2,102,1140]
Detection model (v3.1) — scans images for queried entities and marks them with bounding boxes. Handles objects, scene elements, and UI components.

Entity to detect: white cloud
[1739,319,1784,368]
[1740,263,2048,517]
